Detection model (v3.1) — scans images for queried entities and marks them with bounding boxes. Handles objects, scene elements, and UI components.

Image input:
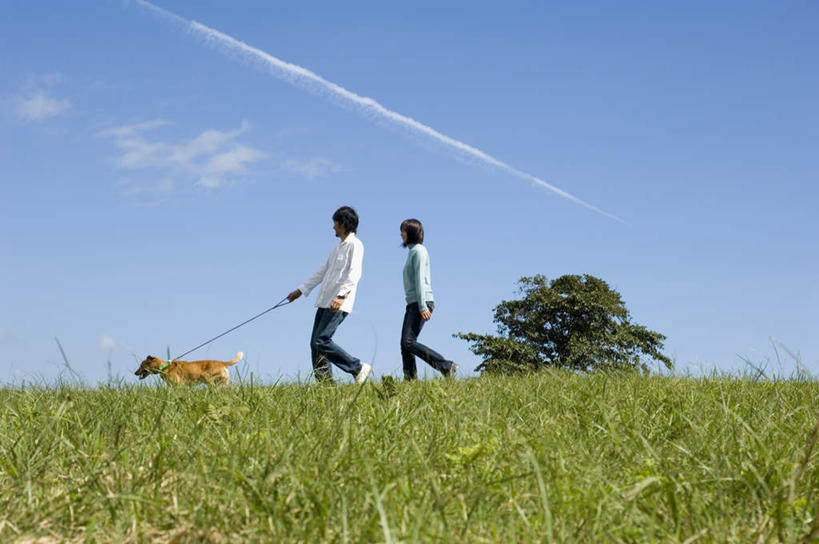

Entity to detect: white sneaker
[356,362,372,384]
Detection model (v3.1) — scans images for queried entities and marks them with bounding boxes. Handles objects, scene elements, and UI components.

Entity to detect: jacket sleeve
[298,254,329,297]
[414,250,429,312]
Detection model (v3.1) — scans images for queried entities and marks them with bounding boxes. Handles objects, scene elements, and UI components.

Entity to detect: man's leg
[312,309,362,377]
[310,309,333,381]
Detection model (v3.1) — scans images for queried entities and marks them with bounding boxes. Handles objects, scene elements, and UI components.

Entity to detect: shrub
[455,274,672,374]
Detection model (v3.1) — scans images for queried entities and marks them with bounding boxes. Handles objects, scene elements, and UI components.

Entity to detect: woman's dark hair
[400,218,424,246]
[333,206,359,234]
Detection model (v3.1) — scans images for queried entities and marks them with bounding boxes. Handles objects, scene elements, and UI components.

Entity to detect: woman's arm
[413,248,431,320]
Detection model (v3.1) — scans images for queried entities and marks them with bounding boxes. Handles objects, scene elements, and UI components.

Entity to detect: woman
[400,218,457,380]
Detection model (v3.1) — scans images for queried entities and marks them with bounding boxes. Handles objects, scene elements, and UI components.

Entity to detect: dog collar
[158,361,171,372]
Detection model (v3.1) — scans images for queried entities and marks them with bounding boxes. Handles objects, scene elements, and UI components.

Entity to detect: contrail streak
[132,0,623,222]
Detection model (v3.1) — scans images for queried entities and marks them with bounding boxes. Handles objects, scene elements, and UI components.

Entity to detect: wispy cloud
[8,73,71,121]
[101,119,268,192]
[286,158,342,179]
[25,72,63,88]
[0,330,23,348]
[116,177,175,199]
[99,336,117,351]
[131,0,623,222]
[199,144,268,188]
[16,92,71,121]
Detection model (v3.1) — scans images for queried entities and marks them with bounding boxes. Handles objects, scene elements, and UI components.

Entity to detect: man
[287,206,372,384]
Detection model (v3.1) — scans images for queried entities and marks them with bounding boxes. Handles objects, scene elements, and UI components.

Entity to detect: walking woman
[400,218,457,380]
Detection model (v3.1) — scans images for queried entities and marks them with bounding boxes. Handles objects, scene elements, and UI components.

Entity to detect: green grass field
[1,372,817,543]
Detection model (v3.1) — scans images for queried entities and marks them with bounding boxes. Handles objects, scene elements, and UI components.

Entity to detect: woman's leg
[401,302,453,376]
[400,304,419,380]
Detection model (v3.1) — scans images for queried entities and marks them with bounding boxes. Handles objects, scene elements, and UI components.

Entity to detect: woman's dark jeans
[401,302,453,379]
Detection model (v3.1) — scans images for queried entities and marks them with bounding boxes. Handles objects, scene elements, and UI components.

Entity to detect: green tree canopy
[455,274,672,374]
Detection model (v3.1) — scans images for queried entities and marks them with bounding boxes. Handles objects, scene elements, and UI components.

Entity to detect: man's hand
[287,289,302,302]
[420,308,431,321]
[330,296,345,312]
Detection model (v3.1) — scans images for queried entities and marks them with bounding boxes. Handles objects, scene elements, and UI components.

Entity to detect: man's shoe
[444,362,457,379]
[356,362,372,384]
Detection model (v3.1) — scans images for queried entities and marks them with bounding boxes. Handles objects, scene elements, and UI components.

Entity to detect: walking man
[287,206,372,384]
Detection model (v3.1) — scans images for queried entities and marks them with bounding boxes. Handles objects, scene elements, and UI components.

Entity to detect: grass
[0,371,818,542]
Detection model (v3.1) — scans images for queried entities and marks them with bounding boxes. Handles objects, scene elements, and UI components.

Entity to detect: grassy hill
[1,372,817,542]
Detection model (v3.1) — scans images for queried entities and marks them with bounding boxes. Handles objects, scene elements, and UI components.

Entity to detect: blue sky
[1,1,817,384]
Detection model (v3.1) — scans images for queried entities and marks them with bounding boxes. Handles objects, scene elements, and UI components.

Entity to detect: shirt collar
[340,232,357,245]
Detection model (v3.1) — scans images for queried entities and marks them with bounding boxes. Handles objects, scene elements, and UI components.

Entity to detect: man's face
[333,220,346,238]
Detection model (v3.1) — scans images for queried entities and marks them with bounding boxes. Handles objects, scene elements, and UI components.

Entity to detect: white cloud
[199,145,268,188]
[116,177,175,197]
[286,158,342,179]
[99,336,117,351]
[101,119,170,139]
[172,120,250,164]
[0,330,22,348]
[5,73,71,122]
[101,119,268,192]
[16,91,71,121]
[24,72,63,88]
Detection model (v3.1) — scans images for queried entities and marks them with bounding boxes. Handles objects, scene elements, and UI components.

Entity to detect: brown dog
[134,351,243,385]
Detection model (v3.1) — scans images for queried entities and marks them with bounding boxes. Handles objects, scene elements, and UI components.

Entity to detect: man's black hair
[333,206,359,234]
[400,218,424,246]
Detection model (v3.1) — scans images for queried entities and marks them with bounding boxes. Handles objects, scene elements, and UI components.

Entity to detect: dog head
[134,355,166,380]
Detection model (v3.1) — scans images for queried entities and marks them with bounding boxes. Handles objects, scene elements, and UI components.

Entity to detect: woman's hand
[330,296,345,312]
[420,309,431,321]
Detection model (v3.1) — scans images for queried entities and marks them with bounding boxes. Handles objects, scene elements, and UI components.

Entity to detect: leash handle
[171,297,291,362]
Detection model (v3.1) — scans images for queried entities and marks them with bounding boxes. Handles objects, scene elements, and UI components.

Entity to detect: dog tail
[227,351,244,365]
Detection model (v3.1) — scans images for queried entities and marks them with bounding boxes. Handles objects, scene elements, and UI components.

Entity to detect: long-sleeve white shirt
[298,233,364,313]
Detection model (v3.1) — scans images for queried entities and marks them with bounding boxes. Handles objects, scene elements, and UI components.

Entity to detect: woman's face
[400,228,408,245]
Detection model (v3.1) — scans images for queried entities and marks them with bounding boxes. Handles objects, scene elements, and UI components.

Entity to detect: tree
[455,274,672,374]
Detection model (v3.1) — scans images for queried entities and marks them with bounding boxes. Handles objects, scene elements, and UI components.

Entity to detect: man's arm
[290,254,330,301]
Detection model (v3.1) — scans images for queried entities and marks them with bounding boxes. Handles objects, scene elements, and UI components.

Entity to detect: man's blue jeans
[310,308,362,380]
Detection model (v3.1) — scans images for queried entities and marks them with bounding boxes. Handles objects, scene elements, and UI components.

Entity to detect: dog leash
[169,297,292,363]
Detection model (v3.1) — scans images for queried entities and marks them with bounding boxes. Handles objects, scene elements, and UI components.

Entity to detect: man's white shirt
[298,233,364,313]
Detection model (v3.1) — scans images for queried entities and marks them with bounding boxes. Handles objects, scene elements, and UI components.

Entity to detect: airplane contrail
[132,0,623,222]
